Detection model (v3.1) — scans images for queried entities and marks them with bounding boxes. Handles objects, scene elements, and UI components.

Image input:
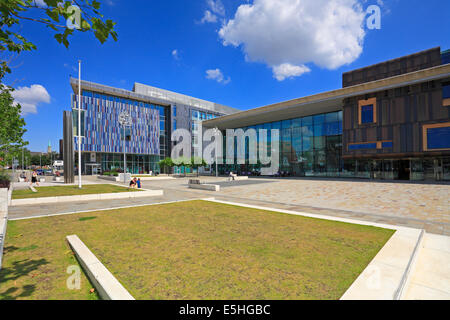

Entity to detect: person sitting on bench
[129,177,137,189]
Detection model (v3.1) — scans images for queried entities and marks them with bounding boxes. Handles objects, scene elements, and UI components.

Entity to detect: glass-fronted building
[68,78,239,175]
[218,111,343,177]
[204,47,450,181]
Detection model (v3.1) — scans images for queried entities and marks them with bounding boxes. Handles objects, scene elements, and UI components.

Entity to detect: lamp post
[213,127,220,177]
[118,112,132,184]
[78,60,82,189]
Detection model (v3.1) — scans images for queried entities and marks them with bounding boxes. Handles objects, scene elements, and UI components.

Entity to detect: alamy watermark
[366,5,381,30]
[66,5,82,30]
[171,126,280,175]
[66,265,81,290]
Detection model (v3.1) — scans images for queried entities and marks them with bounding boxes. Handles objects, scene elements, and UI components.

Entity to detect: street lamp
[77,60,82,189]
[118,111,132,184]
[213,127,220,178]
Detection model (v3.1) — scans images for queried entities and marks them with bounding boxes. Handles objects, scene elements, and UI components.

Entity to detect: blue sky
[4,0,450,152]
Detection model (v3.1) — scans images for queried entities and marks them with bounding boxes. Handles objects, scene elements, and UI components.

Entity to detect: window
[173,106,177,117]
[358,98,377,125]
[443,83,450,104]
[173,120,177,130]
[425,124,450,150]
[382,141,393,148]
[348,143,377,151]
[361,105,374,123]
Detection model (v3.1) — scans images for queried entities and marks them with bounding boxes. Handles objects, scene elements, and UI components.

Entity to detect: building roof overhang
[70,78,178,107]
[203,63,450,130]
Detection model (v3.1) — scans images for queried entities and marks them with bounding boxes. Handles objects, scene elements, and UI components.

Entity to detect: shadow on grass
[0,256,49,300]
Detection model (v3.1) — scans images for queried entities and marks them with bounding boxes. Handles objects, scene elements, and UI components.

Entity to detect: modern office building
[203,47,450,181]
[67,78,239,175]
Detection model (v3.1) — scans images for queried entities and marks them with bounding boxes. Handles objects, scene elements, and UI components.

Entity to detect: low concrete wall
[11,189,164,206]
[228,176,249,181]
[0,188,9,270]
[7,186,13,207]
[67,235,134,300]
[97,175,120,182]
[189,184,220,191]
[132,176,175,181]
[118,173,131,182]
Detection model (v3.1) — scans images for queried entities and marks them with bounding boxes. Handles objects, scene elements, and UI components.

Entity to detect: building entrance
[397,160,411,180]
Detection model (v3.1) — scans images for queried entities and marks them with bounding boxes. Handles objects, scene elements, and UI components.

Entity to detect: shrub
[0,171,11,189]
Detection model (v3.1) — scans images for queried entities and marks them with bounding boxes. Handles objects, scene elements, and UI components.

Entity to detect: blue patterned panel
[382,141,393,148]
[361,105,374,124]
[443,85,450,99]
[348,143,377,151]
[427,126,450,150]
[73,92,161,155]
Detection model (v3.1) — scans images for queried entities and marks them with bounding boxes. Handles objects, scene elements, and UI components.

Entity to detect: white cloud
[201,10,218,24]
[199,0,225,24]
[272,63,311,81]
[172,49,180,60]
[205,68,231,84]
[64,63,77,72]
[207,0,225,16]
[11,85,51,115]
[219,0,366,80]
[33,0,47,7]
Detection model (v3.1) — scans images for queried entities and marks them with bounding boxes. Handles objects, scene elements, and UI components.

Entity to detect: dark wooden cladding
[343,79,450,158]
[342,47,442,88]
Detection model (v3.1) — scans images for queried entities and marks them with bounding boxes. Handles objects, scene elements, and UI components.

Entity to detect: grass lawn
[12,184,141,199]
[0,200,394,300]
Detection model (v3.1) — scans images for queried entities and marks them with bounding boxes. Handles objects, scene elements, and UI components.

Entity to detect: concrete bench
[189,183,220,191]
[98,175,120,182]
[53,177,63,182]
[228,176,249,181]
[189,179,201,185]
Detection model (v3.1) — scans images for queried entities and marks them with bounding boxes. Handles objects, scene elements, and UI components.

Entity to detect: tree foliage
[0,0,118,75]
[158,157,174,174]
[0,82,27,166]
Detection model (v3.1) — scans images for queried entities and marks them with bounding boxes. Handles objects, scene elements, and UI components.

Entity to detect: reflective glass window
[361,105,374,124]
[427,126,450,150]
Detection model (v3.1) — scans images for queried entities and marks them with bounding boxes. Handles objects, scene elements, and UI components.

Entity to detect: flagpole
[78,60,82,189]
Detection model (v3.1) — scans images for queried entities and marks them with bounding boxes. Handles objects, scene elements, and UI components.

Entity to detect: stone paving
[8,176,450,235]
[138,177,450,236]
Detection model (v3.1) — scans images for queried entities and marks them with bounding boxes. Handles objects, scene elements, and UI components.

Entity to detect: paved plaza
[10,176,450,236]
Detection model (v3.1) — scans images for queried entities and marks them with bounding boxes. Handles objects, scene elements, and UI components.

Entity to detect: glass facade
[192,109,219,156]
[76,152,160,175]
[215,110,450,181]
[72,90,169,175]
[219,111,344,177]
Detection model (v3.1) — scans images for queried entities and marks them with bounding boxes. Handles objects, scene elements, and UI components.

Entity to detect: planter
[98,175,120,182]
[0,180,10,190]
